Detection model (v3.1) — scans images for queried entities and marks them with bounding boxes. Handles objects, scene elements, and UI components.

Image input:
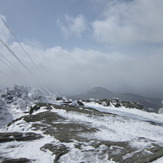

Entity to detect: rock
[123,145,163,163]
[69,100,84,107]
[11,110,98,143]
[98,99,111,106]
[122,101,144,110]
[0,132,43,143]
[114,103,121,107]
[56,97,63,101]
[1,158,31,163]
[29,103,52,114]
[40,143,69,162]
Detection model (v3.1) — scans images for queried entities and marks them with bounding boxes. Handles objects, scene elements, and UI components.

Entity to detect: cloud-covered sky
[0,0,163,97]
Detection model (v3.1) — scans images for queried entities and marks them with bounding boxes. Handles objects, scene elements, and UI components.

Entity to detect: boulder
[69,100,84,107]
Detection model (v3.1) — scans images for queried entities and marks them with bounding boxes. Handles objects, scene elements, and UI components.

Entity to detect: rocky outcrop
[40,144,69,162]
[69,100,84,107]
[85,98,144,110]
[1,158,31,163]
[3,103,163,163]
[70,87,162,112]
[0,132,43,143]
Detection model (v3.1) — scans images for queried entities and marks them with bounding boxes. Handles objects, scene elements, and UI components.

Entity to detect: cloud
[1,38,163,95]
[0,12,163,97]
[58,14,87,37]
[92,0,163,45]
[0,15,11,42]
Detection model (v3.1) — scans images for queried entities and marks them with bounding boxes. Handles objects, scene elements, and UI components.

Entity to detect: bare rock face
[0,132,43,143]
[40,143,69,162]
[1,158,31,163]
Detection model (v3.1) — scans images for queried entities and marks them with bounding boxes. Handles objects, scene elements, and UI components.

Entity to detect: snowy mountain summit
[0,86,163,163]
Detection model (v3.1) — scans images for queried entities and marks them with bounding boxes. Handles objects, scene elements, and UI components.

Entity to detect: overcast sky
[0,0,163,97]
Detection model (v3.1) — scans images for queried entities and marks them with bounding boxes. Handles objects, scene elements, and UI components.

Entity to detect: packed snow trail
[85,102,163,126]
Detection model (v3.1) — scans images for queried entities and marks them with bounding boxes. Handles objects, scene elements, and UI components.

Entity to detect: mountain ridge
[69,87,162,112]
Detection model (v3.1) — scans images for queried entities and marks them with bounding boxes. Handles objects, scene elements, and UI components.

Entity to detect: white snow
[85,102,163,125]
[59,149,116,163]
[0,135,55,163]
[0,98,13,128]
[28,88,48,103]
[49,106,163,149]
[1,87,163,162]
[153,156,163,163]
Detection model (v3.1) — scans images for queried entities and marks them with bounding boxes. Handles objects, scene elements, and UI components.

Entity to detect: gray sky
[0,0,163,97]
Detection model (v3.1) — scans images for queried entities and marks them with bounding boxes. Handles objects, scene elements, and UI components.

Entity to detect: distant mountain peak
[87,87,114,94]
[69,87,162,111]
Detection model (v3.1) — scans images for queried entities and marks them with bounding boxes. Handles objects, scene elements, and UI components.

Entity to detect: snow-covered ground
[85,102,163,125]
[0,135,55,163]
[0,86,163,162]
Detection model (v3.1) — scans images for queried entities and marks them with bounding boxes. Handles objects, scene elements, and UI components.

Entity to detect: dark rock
[78,100,84,106]
[11,110,98,142]
[24,111,66,123]
[56,97,63,101]
[1,158,31,163]
[0,132,43,143]
[29,103,52,114]
[40,143,69,162]
[98,99,111,106]
[114,103,121,107]
[42,122,98,142]
[69,100,84,107]
[123,145,163,163]
[122,101,144,110]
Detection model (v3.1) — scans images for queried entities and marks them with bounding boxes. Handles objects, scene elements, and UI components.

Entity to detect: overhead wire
[1,17,40,71]
[0,51,38,87]
[0,56,9,67]
[1,17,54,96]
[0,69,14,86]
[0,38,33,74]
[0,38,51,95]
[0,52,16,68]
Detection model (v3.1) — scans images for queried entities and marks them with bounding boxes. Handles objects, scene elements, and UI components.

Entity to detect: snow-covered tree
[0,98,13,128]
[28,89,48,103]
[158,101,163,114]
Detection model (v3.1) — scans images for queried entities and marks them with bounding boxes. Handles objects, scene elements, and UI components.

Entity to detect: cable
[0,52,16,69]
[1,17,49,80]
[1,18,39,69]
[0,57,8,67]
[1,18,53,96]
[0,69,14,86]
[0,38,33,74]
